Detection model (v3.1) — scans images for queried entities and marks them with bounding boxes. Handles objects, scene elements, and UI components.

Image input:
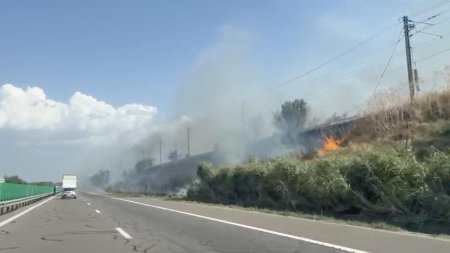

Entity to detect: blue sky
[2,0,440,115]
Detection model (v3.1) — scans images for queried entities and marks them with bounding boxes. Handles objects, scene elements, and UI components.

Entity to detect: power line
[373,28,404,94]
[417,47,450,62]
[300,18,442,101]
[410,0,450,17]
[433,15,450,25]
[270,24,396,92]
[282,43,407,95]
[270,13,440,94]
[410,29,450,48]
[285,23,448,96]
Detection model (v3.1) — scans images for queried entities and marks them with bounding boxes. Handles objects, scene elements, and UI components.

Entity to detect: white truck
[61,174,77,199]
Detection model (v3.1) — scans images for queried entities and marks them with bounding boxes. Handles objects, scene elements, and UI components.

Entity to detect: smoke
[106,27,291,194]
[130,27,281,166]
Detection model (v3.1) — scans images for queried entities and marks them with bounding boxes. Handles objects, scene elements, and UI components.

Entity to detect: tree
[134,158,154,173]
[4,175,26,184]
[89,169,111,188]
[168,150,179,163]
[273,98,309,144]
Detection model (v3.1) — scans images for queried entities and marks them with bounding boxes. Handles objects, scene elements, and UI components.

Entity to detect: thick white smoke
[132,27,282,166]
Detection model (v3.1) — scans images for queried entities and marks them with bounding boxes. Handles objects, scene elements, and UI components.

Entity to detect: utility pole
[414,68,420,92]
[403,16,415,102]
[241,101,246,133]
[187,127,191,158]
[159,140,162,164]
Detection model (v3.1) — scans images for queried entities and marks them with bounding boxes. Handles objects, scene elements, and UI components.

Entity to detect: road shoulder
[93,192,450,253]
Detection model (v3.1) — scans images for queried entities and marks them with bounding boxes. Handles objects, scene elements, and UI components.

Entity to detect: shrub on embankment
[187,145,450,232]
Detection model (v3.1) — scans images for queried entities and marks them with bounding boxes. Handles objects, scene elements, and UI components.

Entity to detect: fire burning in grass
[318,135,341,155]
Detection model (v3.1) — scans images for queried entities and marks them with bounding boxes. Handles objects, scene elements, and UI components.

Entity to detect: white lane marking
[115,227,132,239]
[0,196,55,228]
[95,209,101,214]
[87,202,91,205]
[90,193,367,253]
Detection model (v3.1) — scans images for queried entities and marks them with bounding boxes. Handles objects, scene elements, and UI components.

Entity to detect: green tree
[4,175,26,184]
[274,98,309,144]
[89,169,111,188]
[168,150,179,163]
[134,158,155,173]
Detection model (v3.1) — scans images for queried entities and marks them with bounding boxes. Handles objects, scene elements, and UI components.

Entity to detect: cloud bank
[0,84,157,181]
[0,84,157,134]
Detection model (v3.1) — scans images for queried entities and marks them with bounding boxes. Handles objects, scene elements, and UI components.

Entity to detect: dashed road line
[92,193,368,253]
[95,209,101,214]
[87,202,91,206]
[115,227,132,239]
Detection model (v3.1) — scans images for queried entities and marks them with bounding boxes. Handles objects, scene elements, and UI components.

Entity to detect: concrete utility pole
[414,68,420,91]
[187,127,191,158]
[159,140,162,164]
[403,16,415,102]
[241,101,245,130]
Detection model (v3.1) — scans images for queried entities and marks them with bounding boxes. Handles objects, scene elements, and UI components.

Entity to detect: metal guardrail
[0,193,54,215]
[0,193,50,205]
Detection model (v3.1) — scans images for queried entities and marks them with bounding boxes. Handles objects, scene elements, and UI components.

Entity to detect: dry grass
[350,87,450,147]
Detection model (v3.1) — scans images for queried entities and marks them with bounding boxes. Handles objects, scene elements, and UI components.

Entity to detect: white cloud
[0,84,157,135]
[0,84,159,181]
[0,84,68,130]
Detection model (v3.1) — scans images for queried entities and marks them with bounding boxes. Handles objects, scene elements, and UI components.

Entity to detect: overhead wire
[409,0,450,17]
[417,47,450,62]
[372,28,405,94]
[281,28,446,99]
[268,1,450,108]
[270,24,397,92]
[316,7,450,98]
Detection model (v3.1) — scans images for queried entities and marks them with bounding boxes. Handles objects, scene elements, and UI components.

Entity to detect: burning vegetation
[317,135,341,155]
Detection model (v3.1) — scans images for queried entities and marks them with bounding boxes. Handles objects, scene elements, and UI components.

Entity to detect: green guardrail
[0,182,55,202]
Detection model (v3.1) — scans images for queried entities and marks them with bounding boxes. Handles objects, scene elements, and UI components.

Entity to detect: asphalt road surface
[0,193,449,253]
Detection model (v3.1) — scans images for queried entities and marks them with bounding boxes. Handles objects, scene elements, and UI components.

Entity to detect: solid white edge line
[90,193,368,253]
[95,209,101,214]
[0,196,56,228]
[115,227,132,239]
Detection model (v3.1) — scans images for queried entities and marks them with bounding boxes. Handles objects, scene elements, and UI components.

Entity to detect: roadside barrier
[0,182,59,215]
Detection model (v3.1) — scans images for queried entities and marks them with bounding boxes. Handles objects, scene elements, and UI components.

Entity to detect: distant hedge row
[188,146,450,228]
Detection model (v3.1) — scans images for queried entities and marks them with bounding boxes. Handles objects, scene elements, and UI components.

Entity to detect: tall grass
[188,145,450,231]
[350,88,450,145]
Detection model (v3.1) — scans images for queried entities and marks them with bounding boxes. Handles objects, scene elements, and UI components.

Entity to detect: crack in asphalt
[143,243,158,253]
[42,230,116,236]
[0,247,20,251]
[40,237,63,242]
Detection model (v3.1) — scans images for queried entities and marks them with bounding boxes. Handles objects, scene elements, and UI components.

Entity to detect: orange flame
[318,135,341,155]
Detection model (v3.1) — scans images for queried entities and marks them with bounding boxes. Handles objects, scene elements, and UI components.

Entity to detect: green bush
[190,146,450,227]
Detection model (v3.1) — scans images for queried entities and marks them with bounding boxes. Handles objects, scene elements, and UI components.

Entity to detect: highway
[0,193,449,253]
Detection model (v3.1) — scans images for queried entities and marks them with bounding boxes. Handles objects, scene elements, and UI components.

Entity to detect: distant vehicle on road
[61,174,77,199]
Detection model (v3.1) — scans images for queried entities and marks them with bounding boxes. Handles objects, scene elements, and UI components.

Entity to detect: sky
[0,0,449,181]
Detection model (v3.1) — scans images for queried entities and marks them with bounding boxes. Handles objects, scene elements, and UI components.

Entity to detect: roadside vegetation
[187,87,450,235]
[187,145,450,234]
